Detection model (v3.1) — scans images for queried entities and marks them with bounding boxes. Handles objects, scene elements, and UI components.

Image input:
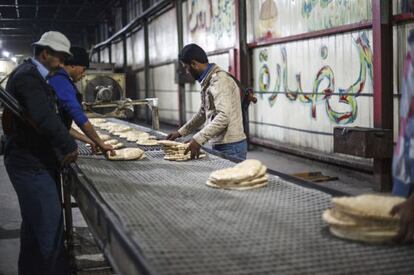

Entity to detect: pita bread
[164,153,206,161]
[323,208,399,229]
[329,226,397,244]
[112,143,124,149]
[136,139,159,146]
[89,118,106,124]
[107,148,144,161]
[98,134,111,141]
[107,124,131,133]
[332,195,405,221]
[206,160,268,190]
[209,160,263,184]
[158,140,182,146]
[104,139,119,145]
[206,177,268,190]
[124,132,149,141]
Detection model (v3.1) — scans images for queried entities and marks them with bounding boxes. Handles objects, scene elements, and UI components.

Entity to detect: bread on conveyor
[98,134,111,141]
[158,140,182,146]
[106,148,145,161]
[206,159,268,190]
[104,139,124,149]
[136,139,159,146]
[159,141,206,161]
[104,139,119,145]
[89,118,106,124]
[322,194,405,243]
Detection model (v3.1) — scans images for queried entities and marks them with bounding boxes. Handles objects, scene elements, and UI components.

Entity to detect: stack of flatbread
[158,140,206,161]
[322,194,405,243]
[206,159,268,190]
[106,148,146,161]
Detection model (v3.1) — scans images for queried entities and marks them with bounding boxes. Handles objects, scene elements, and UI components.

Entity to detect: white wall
[126,29,145,70]
[150,64,179,124]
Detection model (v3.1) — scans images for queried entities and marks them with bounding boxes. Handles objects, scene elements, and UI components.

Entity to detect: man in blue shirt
[49,47,114,155]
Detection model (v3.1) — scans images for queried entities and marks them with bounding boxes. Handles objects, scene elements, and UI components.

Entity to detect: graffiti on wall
[257,32,373,124]
[188,0,235,50]
[301,0,370,31]
[253,0,371,41]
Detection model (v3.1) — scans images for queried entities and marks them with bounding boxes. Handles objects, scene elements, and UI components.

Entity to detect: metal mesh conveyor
[69,120,414,275]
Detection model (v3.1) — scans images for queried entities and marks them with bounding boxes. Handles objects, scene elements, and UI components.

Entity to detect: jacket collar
[200,64,221,91]
[29,57,49,80]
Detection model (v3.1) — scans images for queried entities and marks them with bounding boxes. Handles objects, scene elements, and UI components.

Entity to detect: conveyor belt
[70,120,414,275]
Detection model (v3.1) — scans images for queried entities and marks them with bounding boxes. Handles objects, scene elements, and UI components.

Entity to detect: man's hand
[390,194,414,243]
[61,149,78,167]
[184,139,201,159]
[166,131,181,141]
[99,142,116,156]
[87,142,97,154]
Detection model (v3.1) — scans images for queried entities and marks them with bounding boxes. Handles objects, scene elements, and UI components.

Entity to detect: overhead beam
[0,18,101,23]
[0,4,100,8]
[0,33,83,38]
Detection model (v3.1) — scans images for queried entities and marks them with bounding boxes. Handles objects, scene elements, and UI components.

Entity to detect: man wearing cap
[167,43,247,160]
[49,46,114,155]
[3,31,77,274]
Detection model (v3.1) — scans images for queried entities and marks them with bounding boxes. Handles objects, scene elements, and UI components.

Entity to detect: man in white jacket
[167,44,247,160]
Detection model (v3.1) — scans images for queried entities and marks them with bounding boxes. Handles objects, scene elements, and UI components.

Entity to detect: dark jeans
[5,164,70,275]
[212,139,247,160]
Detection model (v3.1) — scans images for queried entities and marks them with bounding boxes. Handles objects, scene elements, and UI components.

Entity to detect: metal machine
[78,63,159,130]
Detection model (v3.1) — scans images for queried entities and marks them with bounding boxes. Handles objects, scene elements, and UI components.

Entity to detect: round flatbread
[89,118,106,124]
[206,177,268,190]
[104,139,119,145]
[332,195,405,221]
[137,140,159,146]
[112,143,124,149]
[98,134,111,141]
[107,148,144,161]
[209,160,264,184]
[158,140,182,147]
[329,225,397,244]
[323,208,399,229]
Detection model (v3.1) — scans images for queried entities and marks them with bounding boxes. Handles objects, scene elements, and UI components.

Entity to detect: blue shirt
[48,68,88,127]
[30,57,49,80]
[198,63,214,83]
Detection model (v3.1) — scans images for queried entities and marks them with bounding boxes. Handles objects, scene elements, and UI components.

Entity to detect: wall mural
[187,0,235,51]
[252,0,371,41]
[302,0,371,31]
[257,32,373,125]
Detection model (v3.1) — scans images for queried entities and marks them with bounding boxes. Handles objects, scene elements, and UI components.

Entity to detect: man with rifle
[1,31,77,275]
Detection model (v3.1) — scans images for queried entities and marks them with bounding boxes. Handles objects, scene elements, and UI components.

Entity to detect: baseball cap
[32,31,72,56]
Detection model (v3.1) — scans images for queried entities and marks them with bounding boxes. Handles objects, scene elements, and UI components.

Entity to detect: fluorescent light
[11,57,17,63]
[2,50,10,58]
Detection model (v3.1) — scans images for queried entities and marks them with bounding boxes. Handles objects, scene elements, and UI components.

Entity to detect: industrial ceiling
[0,0,117,58]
